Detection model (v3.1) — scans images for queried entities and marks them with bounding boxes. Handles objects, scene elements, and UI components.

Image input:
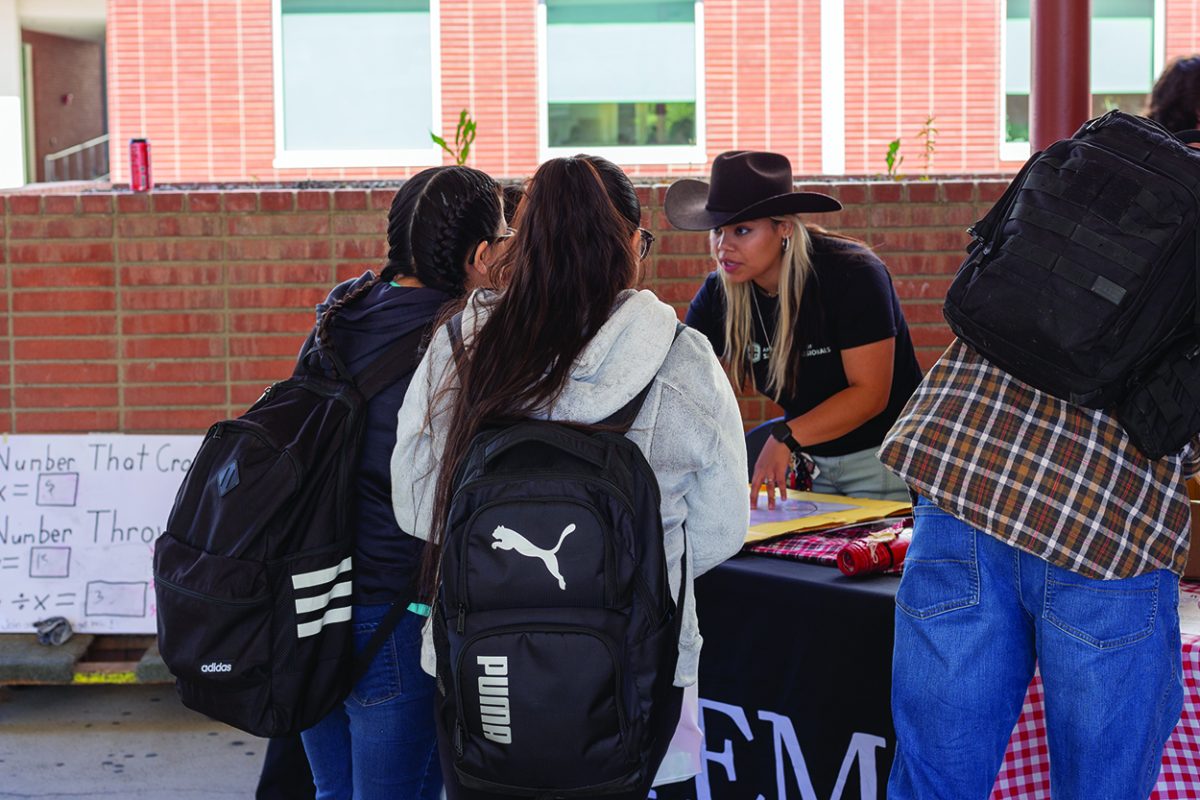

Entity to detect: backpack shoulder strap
[600,323,686,432]
[443,312,467,372]
[354,324,431,401]
[349,596,413,687]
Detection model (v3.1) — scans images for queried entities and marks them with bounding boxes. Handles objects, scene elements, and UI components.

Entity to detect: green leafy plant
[885,138,904,180]
[918,115,938,175]
[431,109,477,165]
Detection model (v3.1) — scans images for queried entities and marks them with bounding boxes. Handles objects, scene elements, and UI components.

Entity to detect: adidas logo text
[200,661,233,674]
[478,656,511,744]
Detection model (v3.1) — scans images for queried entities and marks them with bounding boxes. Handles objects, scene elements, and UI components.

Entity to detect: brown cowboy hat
[664,150,842,230]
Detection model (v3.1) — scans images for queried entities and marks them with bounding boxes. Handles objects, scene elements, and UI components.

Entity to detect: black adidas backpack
[153,323,427,737]
[433,320,684,797]
[943,110,1200,457]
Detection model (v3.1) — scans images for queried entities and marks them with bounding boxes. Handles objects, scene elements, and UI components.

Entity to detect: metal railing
[44,134,110,182]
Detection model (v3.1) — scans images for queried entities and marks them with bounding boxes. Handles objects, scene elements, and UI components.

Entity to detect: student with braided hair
[299,165,507,800]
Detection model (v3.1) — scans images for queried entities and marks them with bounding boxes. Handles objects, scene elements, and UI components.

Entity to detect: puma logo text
[491,523,577,590]
[478,655,511,744]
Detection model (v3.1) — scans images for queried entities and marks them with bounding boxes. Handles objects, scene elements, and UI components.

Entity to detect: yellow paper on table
[745,491,911,544]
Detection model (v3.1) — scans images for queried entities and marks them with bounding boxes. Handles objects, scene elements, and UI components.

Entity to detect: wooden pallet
[0,634,170,685]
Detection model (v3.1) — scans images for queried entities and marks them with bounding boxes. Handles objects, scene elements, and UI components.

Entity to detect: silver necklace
[750,285,773,346]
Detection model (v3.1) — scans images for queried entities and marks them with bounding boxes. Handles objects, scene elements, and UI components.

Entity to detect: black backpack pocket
[1116,339,1200,459]
[457,497,615,613]
[453,624,639,794]
[153,532,271,688]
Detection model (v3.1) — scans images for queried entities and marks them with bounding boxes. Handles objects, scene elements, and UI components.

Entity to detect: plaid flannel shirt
[878,339,1200,579]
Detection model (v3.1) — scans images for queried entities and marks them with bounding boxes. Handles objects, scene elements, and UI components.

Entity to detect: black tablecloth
[653,554,900,800]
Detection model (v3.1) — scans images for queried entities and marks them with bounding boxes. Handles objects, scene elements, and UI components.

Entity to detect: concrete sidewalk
[0,684,268,799]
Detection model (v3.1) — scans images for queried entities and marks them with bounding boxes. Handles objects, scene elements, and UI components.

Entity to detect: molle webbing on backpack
[944,110,1200,426]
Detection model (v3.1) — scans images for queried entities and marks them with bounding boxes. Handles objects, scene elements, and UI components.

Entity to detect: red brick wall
[22,30,106,183]
[844,0,1009,174]
[1165,4,1200,63]
[1,177,1005,435]
[103,0,1198,184]
[100,0,1002,183]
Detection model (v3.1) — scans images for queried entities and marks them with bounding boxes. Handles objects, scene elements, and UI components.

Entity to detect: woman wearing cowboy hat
[667,150,922,508]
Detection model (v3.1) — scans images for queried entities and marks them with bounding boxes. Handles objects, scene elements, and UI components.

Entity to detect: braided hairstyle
[1147,55,1200,134]
[315,166,502,347]
[410,166,504,296]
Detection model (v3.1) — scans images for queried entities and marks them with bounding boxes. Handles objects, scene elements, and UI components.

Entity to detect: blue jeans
[301,604,441,800]
[888,497,1183,800]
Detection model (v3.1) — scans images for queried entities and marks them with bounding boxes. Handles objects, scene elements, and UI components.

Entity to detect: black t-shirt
[685,235,923,457]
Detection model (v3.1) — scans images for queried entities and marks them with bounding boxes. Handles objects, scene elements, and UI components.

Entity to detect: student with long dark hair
[390,156,748,799]
[1146,55,1200,133]
[668,151,922,507]
[299,165,507,800]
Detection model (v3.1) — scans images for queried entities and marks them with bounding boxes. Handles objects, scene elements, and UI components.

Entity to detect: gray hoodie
[390,288,749,686]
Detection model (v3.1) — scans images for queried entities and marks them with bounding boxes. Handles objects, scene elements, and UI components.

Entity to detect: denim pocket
[1043,567,1160,650]
[350,613,403,706]
[895,501,980,620]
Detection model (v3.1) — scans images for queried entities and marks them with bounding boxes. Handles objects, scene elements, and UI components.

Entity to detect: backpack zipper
[453,470,637,515]
[154,573,270,607]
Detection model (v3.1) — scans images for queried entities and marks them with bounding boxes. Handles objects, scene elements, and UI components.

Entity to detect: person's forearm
[785,385,888,447]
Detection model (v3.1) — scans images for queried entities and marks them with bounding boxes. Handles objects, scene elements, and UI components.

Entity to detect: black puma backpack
[432,320,684,797]
[943,110,1200,456]
[153,324,426,737]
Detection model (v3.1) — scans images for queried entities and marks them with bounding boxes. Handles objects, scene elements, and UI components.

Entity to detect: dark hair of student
[575,153,641,228]
[421,156,639,593]
[1146,55,1200,134]
[501,183,525,226]
[315,166,503,347]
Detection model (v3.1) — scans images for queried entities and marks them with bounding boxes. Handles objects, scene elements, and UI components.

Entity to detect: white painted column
[0,0,25,187]
[820,0,845,175]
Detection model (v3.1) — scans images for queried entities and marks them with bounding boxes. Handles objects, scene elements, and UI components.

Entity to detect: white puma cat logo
[491,523,577,590]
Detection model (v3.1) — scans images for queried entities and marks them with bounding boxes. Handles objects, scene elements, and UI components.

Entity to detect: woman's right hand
[750,437,791,511]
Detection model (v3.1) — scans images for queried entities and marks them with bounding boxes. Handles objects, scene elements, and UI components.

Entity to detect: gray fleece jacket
[390,288,749,686]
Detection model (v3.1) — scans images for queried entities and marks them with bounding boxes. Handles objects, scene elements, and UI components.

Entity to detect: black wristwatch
[770,421,803,454]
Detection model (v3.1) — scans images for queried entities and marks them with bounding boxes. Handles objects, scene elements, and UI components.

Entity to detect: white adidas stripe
[291,556,352,590]
[296,606,353,639]
[294,579,352,614]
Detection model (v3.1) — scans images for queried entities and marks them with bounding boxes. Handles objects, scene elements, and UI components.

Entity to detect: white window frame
[998,0,1165,163]
[271,0,443,169]
[537,0,707,165]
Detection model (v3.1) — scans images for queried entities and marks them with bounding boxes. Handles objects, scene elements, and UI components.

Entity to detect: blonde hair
[718,215,814,401]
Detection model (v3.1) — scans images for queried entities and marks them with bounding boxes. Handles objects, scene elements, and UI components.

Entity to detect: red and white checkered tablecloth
[991,582,1200,799]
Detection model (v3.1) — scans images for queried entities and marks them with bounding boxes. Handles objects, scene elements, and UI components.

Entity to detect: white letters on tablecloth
[653,699,886,800]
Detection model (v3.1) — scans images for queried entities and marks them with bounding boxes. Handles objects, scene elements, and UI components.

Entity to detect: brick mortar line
[220,197,232,417]
[4,201,12,433]
[113,195,127,433]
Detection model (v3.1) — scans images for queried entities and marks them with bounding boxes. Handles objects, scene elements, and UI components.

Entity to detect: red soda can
[837,535,910,577]
[129,138,152,192]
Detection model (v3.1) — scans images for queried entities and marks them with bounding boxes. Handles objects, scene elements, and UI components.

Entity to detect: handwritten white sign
[0,434,202,633]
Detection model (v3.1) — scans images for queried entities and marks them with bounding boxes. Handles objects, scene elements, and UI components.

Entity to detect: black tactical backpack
[432,320,684,797]
[153,324,426,737]
[944,110,1200,457]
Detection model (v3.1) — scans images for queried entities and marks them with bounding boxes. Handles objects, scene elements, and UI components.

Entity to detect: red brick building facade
[0,178,1002,433]
[102,0,1200,185]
